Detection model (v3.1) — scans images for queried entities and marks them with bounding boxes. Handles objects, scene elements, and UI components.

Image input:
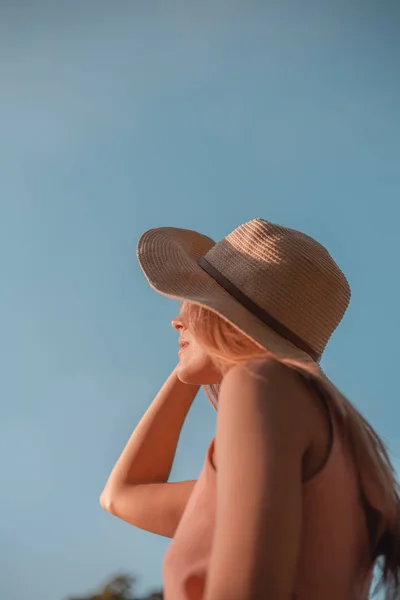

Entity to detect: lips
[178,339,189,355]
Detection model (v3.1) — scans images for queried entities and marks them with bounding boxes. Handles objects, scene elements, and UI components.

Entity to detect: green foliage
[67,573,163,600]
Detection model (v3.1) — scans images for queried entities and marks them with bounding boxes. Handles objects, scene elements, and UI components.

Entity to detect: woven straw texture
[137,218,351,363]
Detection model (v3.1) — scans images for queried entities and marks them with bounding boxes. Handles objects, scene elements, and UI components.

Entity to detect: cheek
[177,344,220,385]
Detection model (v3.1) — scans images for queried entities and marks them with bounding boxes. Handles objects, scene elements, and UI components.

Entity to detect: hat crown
[204,218,351,356]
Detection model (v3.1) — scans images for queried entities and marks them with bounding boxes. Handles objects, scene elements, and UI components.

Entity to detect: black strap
[198,256,319,361]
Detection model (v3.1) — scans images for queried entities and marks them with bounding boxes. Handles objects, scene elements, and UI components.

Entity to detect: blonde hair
[180,300,400,599]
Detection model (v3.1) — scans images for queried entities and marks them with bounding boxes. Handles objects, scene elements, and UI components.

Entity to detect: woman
[101,218,400,599]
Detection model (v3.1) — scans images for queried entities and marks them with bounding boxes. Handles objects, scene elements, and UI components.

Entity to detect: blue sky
[1,2,399,599]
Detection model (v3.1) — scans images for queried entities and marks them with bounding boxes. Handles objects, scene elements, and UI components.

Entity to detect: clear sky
[1,2,399,599]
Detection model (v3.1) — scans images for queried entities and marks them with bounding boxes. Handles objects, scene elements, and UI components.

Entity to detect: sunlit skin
[171,314,222,386]
[171,309,335,599]
[102,305,335,599]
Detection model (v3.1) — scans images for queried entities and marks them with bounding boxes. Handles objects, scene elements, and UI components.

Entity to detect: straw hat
[137,218,351,364]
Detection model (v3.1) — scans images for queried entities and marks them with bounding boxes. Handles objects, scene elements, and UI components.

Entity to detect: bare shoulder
[220,356,313,411]
[221,355,301,388]
[217,358,320,456]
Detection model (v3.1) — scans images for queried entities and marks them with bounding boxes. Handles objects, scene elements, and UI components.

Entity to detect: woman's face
[171,312,222,386]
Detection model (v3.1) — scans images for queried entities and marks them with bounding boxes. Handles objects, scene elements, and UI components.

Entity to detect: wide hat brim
[137,226,316,364]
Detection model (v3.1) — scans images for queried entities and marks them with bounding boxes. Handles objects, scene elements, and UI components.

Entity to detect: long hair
[180,300,400,599]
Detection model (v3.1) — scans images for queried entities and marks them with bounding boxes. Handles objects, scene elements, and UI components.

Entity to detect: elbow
[100,488,117,514]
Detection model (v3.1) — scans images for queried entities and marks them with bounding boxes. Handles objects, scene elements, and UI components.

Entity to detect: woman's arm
[100,366,200,534]
[100,479,197,538]
[204,360,315,600]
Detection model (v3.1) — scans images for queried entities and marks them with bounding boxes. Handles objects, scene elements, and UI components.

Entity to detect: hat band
[198,256,319,361]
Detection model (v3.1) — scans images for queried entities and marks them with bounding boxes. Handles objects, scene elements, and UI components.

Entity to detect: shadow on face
[171,313,222,386]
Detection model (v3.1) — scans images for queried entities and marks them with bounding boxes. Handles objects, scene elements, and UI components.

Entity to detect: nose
[171,317,184,332]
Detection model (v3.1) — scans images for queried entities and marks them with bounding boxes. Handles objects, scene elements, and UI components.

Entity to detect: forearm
[101,367,199,494]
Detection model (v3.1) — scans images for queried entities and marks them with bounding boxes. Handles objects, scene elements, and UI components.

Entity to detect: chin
[176,364,203,385]
[176,360,221,386]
